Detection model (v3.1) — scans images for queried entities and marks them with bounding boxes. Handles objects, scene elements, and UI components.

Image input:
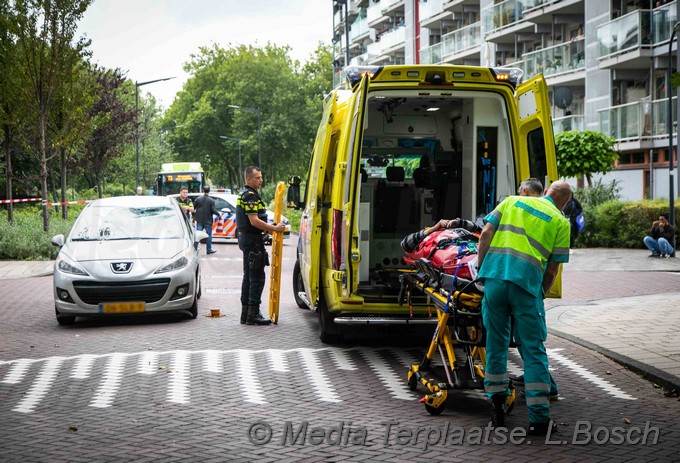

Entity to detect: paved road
[1,242,679,461]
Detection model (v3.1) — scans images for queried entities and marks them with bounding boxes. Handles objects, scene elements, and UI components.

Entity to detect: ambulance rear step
[333,317,438,325]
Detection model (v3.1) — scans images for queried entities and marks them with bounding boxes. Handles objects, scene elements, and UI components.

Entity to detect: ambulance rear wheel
[425,403,445,416]
[293,260,306,309]
[318,293,341,344]
[407,374,418,391]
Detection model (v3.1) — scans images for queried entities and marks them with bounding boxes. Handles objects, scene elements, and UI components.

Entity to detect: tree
[555,130,619,187]
[11,0,92,231]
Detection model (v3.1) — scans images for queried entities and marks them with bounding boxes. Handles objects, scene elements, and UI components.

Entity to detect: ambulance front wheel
[293,260,306,309]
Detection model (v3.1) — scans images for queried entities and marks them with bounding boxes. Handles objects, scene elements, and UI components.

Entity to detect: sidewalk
[1,249,679,390]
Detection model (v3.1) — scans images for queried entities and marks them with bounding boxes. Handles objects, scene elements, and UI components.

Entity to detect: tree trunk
[60,147,68,219]
[3,123,13,224]
[40,115,49,232]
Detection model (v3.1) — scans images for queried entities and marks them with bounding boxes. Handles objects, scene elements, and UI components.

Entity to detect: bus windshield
[156,162,204,195]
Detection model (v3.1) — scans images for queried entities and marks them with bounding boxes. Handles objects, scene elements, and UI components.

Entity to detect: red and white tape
[0,197,90,206]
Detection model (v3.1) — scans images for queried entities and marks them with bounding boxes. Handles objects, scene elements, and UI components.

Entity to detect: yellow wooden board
[268,181,286,324]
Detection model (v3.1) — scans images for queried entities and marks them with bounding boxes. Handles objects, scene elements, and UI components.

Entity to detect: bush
[578,199,678,248]
[0,208,77,260]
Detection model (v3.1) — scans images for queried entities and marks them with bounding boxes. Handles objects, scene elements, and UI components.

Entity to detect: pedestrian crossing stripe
[0,346,636,413]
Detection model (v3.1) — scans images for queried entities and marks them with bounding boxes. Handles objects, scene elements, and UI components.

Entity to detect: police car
[168,191,291,243]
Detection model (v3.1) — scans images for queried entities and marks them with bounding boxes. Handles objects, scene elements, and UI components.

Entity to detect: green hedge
[0,206,80,260]
[577,199,678,248]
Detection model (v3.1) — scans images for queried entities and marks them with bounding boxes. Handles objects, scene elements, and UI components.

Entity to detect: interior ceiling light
[426,107,440,112]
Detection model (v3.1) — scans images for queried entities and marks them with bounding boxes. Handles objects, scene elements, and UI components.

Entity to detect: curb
[549,328,680,392]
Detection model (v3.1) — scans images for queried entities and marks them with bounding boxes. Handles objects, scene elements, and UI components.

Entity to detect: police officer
[236,166,285,326]
[477,180,572,435]
[176,187,194,221]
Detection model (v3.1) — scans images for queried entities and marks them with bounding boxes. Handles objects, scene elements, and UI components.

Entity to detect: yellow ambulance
[292,65,560,343]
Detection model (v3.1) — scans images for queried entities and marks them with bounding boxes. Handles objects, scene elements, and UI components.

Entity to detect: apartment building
[331,0,680,201]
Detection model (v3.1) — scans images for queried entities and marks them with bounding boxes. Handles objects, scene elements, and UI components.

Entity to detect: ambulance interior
[357,90,516,294]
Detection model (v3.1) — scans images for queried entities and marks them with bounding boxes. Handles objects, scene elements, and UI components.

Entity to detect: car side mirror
[221,207,233,214]
[195,230,209,244]
[51,234,65,247]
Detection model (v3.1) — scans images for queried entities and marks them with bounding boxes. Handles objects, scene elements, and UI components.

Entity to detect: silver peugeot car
[51,196,208,325]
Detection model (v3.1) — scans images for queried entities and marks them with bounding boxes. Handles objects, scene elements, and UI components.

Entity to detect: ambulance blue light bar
[490,67,523,88]
[344,66,382,87]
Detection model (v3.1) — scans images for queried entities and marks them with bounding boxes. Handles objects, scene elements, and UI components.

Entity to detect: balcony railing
[349,11,369,42]
[597,9,652,59]
[482,0,527,35]
[552,114,585,135]
[420,41,442,65]
[522,37,585,80]
[379,25,406,52]
[523,0,561,13]
[598,97,677,141]
[442,22,482,58]
[367,1,383,24]
[350,52,371,66]
[420,0,443,21]
[652,1,678,43]
[381,0,402,13]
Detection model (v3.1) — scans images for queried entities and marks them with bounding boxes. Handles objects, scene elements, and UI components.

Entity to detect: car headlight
[155,249,191,274]
[56,255,89,276]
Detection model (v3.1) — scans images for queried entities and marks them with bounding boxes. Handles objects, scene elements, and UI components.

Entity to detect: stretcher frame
[400,259,515,416]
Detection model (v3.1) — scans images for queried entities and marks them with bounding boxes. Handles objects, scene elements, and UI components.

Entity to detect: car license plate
[100,302,145,313]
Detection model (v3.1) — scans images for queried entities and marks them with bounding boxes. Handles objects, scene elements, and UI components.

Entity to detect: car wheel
[55,306,76,326]
[293,260,306,309]
[318,291,342,344]
[196,272,202,300]
[188,296,198,319]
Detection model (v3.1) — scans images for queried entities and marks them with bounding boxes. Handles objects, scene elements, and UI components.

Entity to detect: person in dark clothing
[176,187,194,221]
[563,196,583,248]
[193,186,218,255]
[643,213,675,258]
[236,166,286,326]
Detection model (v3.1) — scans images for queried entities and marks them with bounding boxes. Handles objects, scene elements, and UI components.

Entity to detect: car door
[515,74,563,298]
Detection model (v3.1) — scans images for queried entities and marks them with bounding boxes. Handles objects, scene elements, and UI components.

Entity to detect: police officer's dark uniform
[235,186,272,325]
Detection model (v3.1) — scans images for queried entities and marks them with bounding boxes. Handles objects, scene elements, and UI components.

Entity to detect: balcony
[652,1,678,43]
[522,0,584,23]
[379,25,406,54]
[552,114,585,135]
[482,0,534,44]
[381,0,404,16]
[522,37,585,81]
[420,41,442,65]
[349,11,369,42]
[350,51,371,67]
[598,97,677,145]
[443,0,479,14]
[368,0,390,28]
[597,9,654,69]
[420,0,443,22]
[441,22,482,62]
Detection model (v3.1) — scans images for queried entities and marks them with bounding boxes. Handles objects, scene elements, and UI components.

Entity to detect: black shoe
[649,253,660,258]
[246,305,272,326]
[550,391,559,401]
[509,374,524,385]
[240,305,248,325]
[491,395,507,427]
[207,250,217,255]
[528,421,556,436]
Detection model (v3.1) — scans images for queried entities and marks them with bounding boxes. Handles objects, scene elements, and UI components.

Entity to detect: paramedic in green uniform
[477,180,572,435]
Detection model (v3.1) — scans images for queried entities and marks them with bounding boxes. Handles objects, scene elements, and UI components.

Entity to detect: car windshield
[70,205,184,241]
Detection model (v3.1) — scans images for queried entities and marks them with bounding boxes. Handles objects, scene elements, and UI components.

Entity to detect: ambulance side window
[527,127,548,182]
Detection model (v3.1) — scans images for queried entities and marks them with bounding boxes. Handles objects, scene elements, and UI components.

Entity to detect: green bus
[155,162,205,196]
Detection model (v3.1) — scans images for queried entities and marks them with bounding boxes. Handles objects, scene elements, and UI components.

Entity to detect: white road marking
[90,353,127,408]
[1,358,34,384]
[0,347,639,412]
[327,348,358,371]
[168,351,190,404]
[204,350,222,373]
[235,350,266,404]
[359,349,413,401]
[298,348,341,403]
[13,357,65,413]
[548,348,636,400]
[70,354,97,379]
[267,349,288,372]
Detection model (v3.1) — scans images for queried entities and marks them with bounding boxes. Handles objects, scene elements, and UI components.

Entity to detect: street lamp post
[135,77,175,189]
[227,104,261,167]
[668,24,680,256]
[219,136,242,188]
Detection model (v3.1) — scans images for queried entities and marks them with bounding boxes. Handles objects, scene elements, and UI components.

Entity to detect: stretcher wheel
[407,374,418,391]
[425,403,445,416]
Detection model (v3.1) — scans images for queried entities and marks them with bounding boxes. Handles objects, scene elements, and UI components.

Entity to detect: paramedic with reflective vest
[235,166,286,326]
[476,180,572,436]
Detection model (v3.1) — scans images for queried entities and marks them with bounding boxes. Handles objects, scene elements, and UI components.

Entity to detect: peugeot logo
[111,262,133,274]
